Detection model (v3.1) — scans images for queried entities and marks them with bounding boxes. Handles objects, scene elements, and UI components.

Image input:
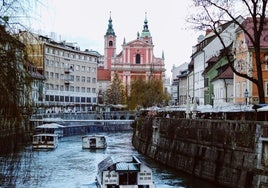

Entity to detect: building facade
[101,14,166,96]
[233,18,268,105]
[171,63,189,105]
[191,17,243,105]
[19,32,100,113]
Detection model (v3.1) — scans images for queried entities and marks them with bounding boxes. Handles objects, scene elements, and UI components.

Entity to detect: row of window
[45,71,97,83]
[234,82,268,98]
[45,95,97,103]
[45,84,96,93]
[45,59,97,72]
[45,47,98,62]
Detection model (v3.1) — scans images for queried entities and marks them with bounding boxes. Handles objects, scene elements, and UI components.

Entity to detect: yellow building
[234,18,268,105]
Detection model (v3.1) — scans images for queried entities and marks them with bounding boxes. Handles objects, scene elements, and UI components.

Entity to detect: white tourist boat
[32,133,59,150]
[82,135,107,149]
[96,155,155,188]
[35,123,65,138]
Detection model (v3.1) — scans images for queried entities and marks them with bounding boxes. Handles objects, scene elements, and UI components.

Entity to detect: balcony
[64,67,74,73]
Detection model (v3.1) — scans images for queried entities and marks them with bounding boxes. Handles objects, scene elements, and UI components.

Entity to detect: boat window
[119,172,137,185]
[46,136,53,141]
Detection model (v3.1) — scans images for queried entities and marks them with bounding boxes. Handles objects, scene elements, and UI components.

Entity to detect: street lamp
[244,89,249,105]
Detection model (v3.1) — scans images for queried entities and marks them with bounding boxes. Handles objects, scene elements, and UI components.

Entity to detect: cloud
[31,0,201,77]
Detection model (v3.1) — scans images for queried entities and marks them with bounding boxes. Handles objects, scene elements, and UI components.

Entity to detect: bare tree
[189,0,268,103]
[0,0,43,149]
[0,0,43,186]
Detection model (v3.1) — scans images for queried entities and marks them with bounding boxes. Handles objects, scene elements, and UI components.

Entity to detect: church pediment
[126,39,151,47]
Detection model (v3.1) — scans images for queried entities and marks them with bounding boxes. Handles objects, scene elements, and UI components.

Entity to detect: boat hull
[82,135,107,149]
[32,133,58,150]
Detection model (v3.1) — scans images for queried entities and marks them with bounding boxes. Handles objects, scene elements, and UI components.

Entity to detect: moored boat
[32,133,59,150]
[35,123,65,138]
[96,155,155,188]
[82,135,107,149]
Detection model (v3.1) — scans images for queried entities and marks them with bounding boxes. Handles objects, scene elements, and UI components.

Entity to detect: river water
[1,131,223,188]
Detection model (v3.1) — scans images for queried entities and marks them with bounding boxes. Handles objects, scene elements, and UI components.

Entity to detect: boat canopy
[36,123,65,129]
[98,155,142,173]
[82,135,105,139]
[98,156,115,173]
[116,162,140,172]
[33,133,58,137]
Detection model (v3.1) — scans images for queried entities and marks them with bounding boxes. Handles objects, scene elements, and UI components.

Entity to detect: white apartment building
[19,32,100,113]
[191,17,243,105]
[171,63,189,105]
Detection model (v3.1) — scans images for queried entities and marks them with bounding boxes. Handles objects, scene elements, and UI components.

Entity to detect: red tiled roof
[217,66,233,79]
[97,68,111,81]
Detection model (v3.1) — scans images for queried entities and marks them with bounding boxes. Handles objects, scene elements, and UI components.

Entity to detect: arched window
[109,41,113,47]
[136,54,141,64]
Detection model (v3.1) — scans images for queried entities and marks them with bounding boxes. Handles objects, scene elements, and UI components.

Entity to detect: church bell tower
[104,12,116,70]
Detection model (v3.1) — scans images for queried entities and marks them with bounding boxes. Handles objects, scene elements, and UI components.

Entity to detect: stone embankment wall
[132,117,268,188]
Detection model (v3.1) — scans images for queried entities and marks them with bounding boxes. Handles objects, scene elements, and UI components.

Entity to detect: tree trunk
[255,42,265,103]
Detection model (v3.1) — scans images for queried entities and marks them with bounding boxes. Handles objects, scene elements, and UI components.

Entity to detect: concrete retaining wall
[132,117,268,188]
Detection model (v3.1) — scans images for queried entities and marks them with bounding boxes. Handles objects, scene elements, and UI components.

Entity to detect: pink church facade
[102,14,166,95]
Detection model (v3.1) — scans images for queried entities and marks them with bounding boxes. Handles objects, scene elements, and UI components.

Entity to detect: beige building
[19,32,100,113]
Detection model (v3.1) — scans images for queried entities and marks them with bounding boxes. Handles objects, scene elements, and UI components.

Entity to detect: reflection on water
[1,131,222,188]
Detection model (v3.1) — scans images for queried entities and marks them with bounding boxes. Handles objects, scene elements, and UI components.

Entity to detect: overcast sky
[31,0,202,78]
